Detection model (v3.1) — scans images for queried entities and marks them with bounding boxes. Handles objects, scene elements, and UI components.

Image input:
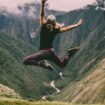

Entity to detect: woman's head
[46,15,56,31]
[46,15,56,26]
[46,15,64,31]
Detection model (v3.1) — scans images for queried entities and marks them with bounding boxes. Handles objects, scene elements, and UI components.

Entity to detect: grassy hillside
[52,58,105,103]
[0,98,102,105]
[47,6,105,104]
[0,5,105,104]
[0,33,55,99]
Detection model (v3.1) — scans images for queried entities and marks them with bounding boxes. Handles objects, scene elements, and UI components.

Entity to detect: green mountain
[0,4,105,104]
[0,33,57,99]
[48,6,105,104]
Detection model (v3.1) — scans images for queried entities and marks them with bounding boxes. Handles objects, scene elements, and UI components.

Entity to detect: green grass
[0,98,102,105]
[0,7,105,103]
[0,33,54,99]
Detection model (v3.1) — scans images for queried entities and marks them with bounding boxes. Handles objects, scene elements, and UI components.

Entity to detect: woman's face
[46,23,55,31]
[46,23,52,29]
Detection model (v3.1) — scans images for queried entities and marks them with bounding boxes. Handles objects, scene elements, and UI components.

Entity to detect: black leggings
[23,48,71,69]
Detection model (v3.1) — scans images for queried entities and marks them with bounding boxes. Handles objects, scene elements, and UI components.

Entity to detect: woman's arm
[60,19,84,33]
[40,0,48,26]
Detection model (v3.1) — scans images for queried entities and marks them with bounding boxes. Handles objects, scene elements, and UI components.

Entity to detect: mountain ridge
[0,4,105,104]
[0,32,56,99]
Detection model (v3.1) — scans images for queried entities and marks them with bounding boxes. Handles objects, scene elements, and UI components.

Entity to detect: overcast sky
[0,0,96,13]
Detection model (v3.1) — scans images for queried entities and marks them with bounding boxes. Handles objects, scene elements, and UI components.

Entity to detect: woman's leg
[23,50,49,66]
[23,49,54,71]
[48,50,70,69]
[48,48,79,69]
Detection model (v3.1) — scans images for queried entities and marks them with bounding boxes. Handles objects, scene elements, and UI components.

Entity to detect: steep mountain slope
[48,6,105,104]
[0,33,55,99]
[0,12,36,43]
[0,4,105,104]
[57,58,105,104]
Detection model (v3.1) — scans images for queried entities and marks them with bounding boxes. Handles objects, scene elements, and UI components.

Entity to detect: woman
[23,0,83,71]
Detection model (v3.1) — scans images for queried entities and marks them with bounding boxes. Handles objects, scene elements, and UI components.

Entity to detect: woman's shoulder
[55,22,64,29]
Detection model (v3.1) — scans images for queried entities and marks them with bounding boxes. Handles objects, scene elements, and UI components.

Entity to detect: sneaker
[68,47,80,57]
[39,60,53,71]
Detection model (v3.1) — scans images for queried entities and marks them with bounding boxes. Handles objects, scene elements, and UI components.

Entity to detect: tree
[96,0,105,11]
[96,0,105,19]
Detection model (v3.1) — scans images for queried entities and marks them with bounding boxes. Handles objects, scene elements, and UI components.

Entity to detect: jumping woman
[23,0,83,71]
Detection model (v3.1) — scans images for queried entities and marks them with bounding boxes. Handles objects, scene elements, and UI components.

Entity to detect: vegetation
[0,33,55,99]
[0,4,105,104]
[48,5,105,104]
[0,98,102,105]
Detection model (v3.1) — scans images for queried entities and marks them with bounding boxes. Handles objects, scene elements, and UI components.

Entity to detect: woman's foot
[68,47,80,57]
[39,60,53,71]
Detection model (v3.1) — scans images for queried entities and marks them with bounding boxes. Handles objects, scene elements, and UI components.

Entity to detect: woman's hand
[78,19,84,26]
[41,0,48,4]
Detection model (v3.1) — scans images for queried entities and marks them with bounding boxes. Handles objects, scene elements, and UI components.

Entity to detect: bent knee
[56,63,65,69]
[60,65,65,69]
[60,62,66,69]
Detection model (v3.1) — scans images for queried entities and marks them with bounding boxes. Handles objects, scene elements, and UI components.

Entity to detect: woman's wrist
[41,0,46,4]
